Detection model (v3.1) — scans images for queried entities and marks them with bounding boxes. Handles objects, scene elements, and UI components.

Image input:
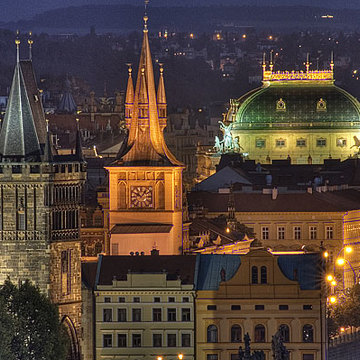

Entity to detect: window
[337,138,347,147]
[316,138,326,147]
[207,325,218,343]
[260,266,267,284]
[153,308,162,322]
[303,324,314,343]
[326,226,333,239]
[303,305,313,310]
[17,211,25,230]
[103,308,112,322]
[251,266,258,284]
[118,334,127,347]
[296,139,306,147]
[132,334,141,347]
[231,305,241,310]
[133,297,140,303]
[231,325,242,343]
[154,297,160,303]
[167,334,176,347]
[153,334,162,347]
[261,227,269,240]
[182,308,191,321]
[118,308,126,322]
[279,324,290,342]
[118,297,125,303]
[182,334,191,347]
[294,226,301,240]
[303,355,314,360]
[207,305,217,310]
[104,297,111,303]
[168,297,175,302]
[310,226,317,240]
[61,250,71,295]
[279,305,289,310]
[207,355,218,360]
[277,227,285,240]
[132,308,141,322]
[168,308,176,321]
[256,139,266,148]
[103,334,112,348]
[182,297,189,302]
[276,139,286,147]
[254,324,265,342]
[255,305,264,310]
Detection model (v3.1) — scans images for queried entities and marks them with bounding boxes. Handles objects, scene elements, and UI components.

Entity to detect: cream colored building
[93,255,196,360]
[196,249,326,360]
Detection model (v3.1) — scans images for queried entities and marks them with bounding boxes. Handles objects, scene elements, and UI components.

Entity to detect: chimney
[272,187,278,200]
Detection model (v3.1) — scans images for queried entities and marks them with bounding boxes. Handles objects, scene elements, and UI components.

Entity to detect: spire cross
[28,31,33,61]
[15,30,20,63]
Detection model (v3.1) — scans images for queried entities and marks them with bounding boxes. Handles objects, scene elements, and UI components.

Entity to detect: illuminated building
[0,36,86,359]
[105,14,184,255]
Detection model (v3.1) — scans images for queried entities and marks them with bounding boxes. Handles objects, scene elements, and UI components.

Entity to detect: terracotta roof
[111,223,173,234]
[188,189,360,213]
[96,255,197,285]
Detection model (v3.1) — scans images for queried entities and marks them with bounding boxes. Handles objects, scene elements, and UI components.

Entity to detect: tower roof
[0,60,41,160]
[157,64,166,105]
[116,15,182,167]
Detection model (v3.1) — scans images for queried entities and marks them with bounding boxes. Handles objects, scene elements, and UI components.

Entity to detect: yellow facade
[196,249,325,360]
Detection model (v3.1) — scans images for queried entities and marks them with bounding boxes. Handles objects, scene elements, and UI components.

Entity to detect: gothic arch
[61,315,80,360]
[118,181,127,209]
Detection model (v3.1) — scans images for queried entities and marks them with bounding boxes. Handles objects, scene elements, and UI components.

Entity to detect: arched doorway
[61,315,80,360]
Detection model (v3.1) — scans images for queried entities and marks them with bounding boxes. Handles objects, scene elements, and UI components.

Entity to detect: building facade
[105,16,184,256]
[0,47,86,359]
[196,250,325,360]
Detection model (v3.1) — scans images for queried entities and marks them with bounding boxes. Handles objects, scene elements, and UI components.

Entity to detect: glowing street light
[323,251,329,258]
[336,258,345,266]
[345,246,353,254]
[157,357,163,360]
[331,280,337,286]
[178,354,184,360]
[326,274,334,282]
[329,296,337,304]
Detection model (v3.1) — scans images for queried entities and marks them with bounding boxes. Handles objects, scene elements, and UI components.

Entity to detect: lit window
[326,226,333,239]
[294,226,301,240]
[296,139,306,147]
[310,226,317,240]
[276,139,286,147]
[303,324,314,343]
[316,138,326,147]
[277,227,285,240]
[337,138,347,147]
[261,227,269,240]
[256,139,266,148]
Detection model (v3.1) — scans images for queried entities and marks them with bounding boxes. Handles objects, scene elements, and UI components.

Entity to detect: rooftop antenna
[28,31,33,61]
[15,30,20,63]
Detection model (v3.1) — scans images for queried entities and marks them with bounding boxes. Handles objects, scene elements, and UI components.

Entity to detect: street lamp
[178,354,184,360]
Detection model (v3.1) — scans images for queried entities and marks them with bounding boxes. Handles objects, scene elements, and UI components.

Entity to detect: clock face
[130,186,153,208]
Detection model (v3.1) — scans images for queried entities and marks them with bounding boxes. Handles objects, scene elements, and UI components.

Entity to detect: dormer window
[276,98,286,112]
[316,98,327,112]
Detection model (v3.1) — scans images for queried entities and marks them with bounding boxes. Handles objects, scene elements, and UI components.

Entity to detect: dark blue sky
[2,0,360,22]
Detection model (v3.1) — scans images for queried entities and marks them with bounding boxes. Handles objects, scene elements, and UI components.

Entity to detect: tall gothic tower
[106,14,184,256]
[0,38,86,360]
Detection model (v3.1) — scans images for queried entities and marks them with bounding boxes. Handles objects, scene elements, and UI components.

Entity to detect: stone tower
[0,40,86,359]
[105,14,185,256]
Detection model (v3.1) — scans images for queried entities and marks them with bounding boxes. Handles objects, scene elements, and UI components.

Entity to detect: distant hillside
[5,5,360,34]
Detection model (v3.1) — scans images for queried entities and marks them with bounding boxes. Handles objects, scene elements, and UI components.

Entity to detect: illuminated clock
[130,186,153,208]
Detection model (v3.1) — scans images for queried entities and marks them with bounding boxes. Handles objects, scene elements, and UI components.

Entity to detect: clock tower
[105,13,184,255]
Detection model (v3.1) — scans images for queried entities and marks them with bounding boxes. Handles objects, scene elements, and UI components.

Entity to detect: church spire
[157,63,167,127]
[116,4,182,166]
[0,35,41,161]
[125,63,134,124]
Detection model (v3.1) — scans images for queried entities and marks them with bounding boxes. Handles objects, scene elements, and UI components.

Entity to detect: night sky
[2,0,360,22]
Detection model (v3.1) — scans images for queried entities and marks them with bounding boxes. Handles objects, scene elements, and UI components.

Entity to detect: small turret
[157,63,167,129]
[125,64,134,125]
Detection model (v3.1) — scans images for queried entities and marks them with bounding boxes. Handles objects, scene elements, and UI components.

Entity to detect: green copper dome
[230,82,360,129]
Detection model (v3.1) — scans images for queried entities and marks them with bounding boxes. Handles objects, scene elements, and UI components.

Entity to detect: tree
[0,279,68,360]
[328,284,360,335]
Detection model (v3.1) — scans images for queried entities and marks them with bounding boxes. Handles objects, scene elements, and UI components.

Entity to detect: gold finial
[15,30,20,63]
[28,31,33,61]
[143,0,149,32]
[126,63,132,76]
[141,67,145,76]
[158,63,164,74]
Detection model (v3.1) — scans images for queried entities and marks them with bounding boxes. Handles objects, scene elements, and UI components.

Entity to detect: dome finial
[306,52,310,72]
[15,30,20,63]
[126,63,132,76]
[28,31,34,61]
[143,0,150,32]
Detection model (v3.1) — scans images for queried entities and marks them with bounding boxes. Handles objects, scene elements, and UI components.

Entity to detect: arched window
[254,324,265,343]
[251,266,258,284]
[279,324,290,343]
[207,325,218,343]
[303,324,314,343]
[118,182,127,209]
[231,325,242,343]
[260,266,267,284]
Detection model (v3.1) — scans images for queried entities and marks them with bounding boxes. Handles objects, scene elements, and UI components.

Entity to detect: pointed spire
[139,67,148,104]
[157,63,166,105]
[75,118,84,161]
[15,30,20,63]
[125,63,134,104]
[0,41,41,160]
[28,31,33,61]
[262,52,267,77]
[43,119,53,162]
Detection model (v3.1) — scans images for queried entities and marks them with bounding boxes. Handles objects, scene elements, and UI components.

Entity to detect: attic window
[276,98,286,112]
[316,98,327,112]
